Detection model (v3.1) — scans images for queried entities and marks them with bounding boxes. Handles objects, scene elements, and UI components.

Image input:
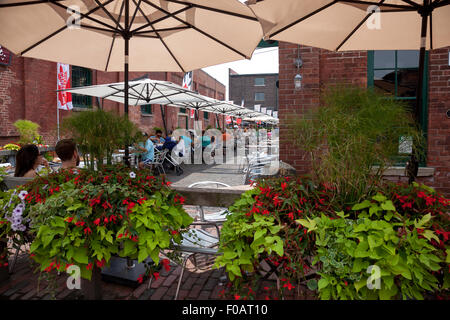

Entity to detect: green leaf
[138,247,148,263]
[379,285,398,300]
[254,229,266,241]
[414,213,431,229]
[422,230,440,243]
[73,247,88,264]
[372,194,387,203]
[318,278,329,290]
[381,200,396,212]
[354,278,367,292]
[307,279,318,291]
[352,200,372,211]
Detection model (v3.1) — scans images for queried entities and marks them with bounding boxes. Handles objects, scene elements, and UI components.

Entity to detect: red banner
[0,45,11,66]
[57,63,73,110]
[226,115,232,124]
[236,118,242,125]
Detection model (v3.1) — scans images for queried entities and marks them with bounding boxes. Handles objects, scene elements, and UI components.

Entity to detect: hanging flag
[261,107,267,114]
[267,109,272,116]
[236,118,242,125]
[273,111,278,118]
[226,115,232,124]
[57,63,73,110]
[0,45,11,66]
[190,109,195,119]
[254,105,261,112]
[182,71,193,90]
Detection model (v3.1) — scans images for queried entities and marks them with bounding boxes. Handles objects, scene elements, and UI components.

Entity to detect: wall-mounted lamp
[294,74,303,89]
[294,45,303,90]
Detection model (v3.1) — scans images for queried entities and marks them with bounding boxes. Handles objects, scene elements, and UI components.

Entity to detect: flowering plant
[215,176,336,300]
[299,188,449,300]
[0,164,193,281]
[2,143,21,151]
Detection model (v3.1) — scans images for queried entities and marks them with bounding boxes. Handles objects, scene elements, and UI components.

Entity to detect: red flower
[86,263,93,270]
[137,274,144,284]
[137,198,146,205]
[102,201,112,210]
[65,217,74,223]
[153,272,160,281]
[93,218,100,226]
[425,196,436,206]
[75,221,85,227]
[344,281,348,286]
[118,233,123,239]
[281,182,287,192]
[171,230,178,235]
[287,212,294,220]
[84,227,92,235]
[283,282,295,291]
[96,259,106,268]
[262,209,270,215]
[273,195,282,207]
[234,294,240,300]
[161,258,171,272]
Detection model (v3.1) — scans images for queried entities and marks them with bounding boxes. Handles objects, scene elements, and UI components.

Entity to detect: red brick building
[278,42,450,196]
[0,51,225,146]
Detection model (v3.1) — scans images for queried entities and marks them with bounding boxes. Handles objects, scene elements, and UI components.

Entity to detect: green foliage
[290,85,425,205]
[61,109,141,170]
[13,120,42,145]
[299,193,448,300]
[215,188,283,281]
[1,165,193,281]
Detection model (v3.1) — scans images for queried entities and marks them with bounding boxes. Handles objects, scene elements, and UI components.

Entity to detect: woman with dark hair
[14,144,49,178]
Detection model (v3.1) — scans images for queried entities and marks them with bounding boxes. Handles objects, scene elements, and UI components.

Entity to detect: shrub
[61,109,141,170]
[290,85,425,205]
[13,120,42,145]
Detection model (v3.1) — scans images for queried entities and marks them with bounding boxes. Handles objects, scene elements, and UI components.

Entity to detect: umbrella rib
[93,0,124,31]
[270,1,338,38]
[132,0,186,72]
[152,86,175,105]
[129,0,143,29]
[130,84,147,105]
[20,0,116,56]
[50,1,119,32]
[339,0,414,9]
[131,6,190,34]
[163,0,258,21]
[336,0,386,51]
[134,26,190,34]
[399,0,421,8]
[0,0,65,8]
[433,0,449,8]
[141,0,250,59]
[105,0,125,71]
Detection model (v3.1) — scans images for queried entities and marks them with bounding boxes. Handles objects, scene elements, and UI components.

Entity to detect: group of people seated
[14,139,79,178]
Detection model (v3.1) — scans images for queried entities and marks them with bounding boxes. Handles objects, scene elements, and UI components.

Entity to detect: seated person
[14,144,49,178]
[138,132,155,170]
[150,129,165,145]
[161,130,178,151]
[201,130,211,148]
[55,139,80,170]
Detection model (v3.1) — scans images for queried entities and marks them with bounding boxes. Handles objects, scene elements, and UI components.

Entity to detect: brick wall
[278,41,449,196]
[0,56,225,144]
[426,47,450,195]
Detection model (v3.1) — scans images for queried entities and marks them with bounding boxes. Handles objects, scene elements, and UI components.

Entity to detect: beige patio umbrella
[248,0,450,117]
[0,0,263,164]
[248,0,450,180]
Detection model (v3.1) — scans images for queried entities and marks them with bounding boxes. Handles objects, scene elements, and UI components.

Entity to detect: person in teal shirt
[137,132,155,170]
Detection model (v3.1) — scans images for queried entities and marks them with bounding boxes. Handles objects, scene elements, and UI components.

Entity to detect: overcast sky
[201,47,278,100]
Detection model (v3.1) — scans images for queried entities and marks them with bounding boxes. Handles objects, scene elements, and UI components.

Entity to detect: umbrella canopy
[0,0,263,166]
[0,0,263,72]
[248,0,449,51]
[59,78,210,105]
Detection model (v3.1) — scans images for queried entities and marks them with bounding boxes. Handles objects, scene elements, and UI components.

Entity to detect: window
[255,92,265,101]
[71,66,92,108]
[141,104,152,115]
[179,108,186,114]
[368,50,428,165]
[203,111,209,120]
[254,78,265,86]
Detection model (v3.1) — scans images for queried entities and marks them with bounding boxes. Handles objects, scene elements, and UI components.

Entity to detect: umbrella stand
[160,105,168,136]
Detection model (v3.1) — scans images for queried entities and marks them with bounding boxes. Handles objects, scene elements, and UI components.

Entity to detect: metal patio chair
[187,181,230,224]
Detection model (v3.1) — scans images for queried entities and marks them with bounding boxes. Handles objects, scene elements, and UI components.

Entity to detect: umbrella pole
[124,0,130,168]
[160,105,168,136]
[406,5,429,184]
